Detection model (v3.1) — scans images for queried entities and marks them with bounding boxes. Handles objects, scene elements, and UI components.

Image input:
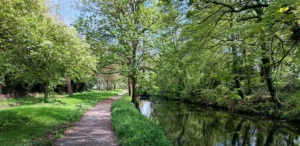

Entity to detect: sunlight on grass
[0,89,123,146]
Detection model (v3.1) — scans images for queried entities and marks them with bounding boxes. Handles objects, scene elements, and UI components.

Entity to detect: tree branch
[139,66,157,73]
[100,71,120,75]
[237,16,260,21]
[208,1,268,13]
[274,42,298,66]
[197,6,225,24]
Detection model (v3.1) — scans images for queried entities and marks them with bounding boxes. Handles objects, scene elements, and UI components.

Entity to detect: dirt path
[54,91,127,146]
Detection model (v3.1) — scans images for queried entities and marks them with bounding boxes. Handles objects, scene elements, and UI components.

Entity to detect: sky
[49,0,81,26]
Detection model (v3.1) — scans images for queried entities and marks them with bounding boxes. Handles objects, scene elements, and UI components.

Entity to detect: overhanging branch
[207,1,268,13]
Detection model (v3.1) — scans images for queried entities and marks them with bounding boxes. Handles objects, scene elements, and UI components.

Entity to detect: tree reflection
[140,101,300,146]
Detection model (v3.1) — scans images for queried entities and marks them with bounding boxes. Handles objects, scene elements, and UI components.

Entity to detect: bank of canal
[139,100,300,146]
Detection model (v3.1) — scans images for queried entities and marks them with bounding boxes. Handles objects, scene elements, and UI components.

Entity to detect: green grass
[0,89,123,146]
[111,96,171,146]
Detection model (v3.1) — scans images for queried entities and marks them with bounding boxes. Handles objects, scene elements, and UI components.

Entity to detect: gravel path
[54,91,126,146]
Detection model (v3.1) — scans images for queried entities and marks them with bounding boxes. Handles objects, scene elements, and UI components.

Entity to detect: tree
[0,0,96,100]
[156,0,300,106]
[76,0,162,108]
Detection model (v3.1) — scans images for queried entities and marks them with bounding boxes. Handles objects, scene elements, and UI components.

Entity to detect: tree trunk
[243,47,253,95]
[113,83,116,90]
[98,75,102,90]
[242,123,250,146]
[106,80,109,91]
[232,119,244,145]
[128,77,132,96]
[256,128,265,146]
[229,12,245,99]
[261,43,282,106]
[131,38,139,110]
[131,77,139,109]
[0,84,2,94]
[232,45,245,99]
[43,81,49,102]
[246,67,253,95]
[66,76,73,96]
[264,124,279,146]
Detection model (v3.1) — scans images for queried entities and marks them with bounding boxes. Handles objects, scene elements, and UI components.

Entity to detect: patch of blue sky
[49,0,81,26]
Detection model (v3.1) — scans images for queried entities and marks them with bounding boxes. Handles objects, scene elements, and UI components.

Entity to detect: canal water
[139,100,300,146]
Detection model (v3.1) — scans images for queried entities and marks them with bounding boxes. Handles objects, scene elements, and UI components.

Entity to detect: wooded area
[0,0,104,101]
[1,0,300,119]
[74,0,300,119]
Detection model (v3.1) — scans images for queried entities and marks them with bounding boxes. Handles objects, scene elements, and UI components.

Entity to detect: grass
[0,89,123,146]
[0,95,44,107]
[111,95,171,146]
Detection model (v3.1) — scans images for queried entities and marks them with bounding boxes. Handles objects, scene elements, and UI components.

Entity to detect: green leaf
[277,7,289,13]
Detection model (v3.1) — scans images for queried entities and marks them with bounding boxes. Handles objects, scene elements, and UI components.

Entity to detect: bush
[111,96,171,146]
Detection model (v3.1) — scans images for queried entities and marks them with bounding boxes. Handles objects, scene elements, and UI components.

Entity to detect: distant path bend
[55,91,127,146]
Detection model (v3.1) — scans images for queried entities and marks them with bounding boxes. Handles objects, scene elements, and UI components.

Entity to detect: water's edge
[140,100,300,146]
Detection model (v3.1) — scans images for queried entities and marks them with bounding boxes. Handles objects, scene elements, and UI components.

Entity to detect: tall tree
[153,0,300,106]
[0,0,96,100]
[76,0,161,108]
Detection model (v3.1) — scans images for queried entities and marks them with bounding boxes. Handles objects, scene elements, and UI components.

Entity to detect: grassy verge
[0,89,123,146]
[111,95,171,146]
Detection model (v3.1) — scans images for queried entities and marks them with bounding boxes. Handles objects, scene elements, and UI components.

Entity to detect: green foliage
[76,0,170,103]
[145,0,300,113]
[138,72,160,95]
[111,96,171,146]
[0,0,96,98]
[0,90,123,146]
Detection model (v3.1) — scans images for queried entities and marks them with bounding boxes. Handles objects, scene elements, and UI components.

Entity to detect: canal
[140,100,300,146]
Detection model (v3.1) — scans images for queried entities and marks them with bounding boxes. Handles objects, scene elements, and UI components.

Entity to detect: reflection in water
[139,100,300,146]
[140,100,152,118]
